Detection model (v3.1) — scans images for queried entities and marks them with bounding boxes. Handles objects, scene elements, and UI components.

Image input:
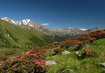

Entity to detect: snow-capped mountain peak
[1,17,34,26]
[22,19,31,25]
[1,17,48,32]
[1,17,9,21]
[1,17,33,25]
[0,17,89,37]
[1,17,18,24]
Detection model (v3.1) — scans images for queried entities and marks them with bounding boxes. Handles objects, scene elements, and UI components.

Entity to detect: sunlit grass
[0,48,22,57]
[46,38,105,73]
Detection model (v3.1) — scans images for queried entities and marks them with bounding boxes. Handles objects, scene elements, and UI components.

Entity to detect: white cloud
[41,23,49,26]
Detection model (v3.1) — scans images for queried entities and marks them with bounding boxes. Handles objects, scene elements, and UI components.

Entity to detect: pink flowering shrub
[1,30,105,72]
[82,49,96,57]
[46,30,105,50]
[76,49,96,59]
[2,48,46,73]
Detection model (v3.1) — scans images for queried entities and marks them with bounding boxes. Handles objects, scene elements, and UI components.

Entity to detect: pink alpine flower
[33,60,40,66]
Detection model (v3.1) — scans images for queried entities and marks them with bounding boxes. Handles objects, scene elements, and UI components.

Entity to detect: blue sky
[0,0,105,29]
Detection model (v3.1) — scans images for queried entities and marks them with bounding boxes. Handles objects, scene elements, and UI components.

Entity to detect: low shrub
[2,48,46,73]
[76,49,96,59]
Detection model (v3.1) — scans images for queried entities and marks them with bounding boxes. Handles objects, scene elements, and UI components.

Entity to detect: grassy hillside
[0,20,52,49]
[46,36,105,73]
[0,30,105,73]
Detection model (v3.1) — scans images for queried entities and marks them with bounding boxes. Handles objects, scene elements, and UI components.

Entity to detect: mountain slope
[50,28,88,41]
[1,17,88,41]
[0,30,105,72]
[45,30,105,73]
[1,17,50,34]
[0,19,52,48]
[46,38,105,73]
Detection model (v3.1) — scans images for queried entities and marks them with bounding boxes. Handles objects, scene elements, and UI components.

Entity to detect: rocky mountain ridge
[1,17,104,41]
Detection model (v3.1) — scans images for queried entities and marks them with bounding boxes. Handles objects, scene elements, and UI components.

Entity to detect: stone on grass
[46,61,56,66]
[62,50,70,55]
[99,63,105,67]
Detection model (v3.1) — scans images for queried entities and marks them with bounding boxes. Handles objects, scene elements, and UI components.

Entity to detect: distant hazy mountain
[87,27,105,32]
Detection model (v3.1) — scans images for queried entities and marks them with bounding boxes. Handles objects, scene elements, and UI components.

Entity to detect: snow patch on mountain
[0,17,89,37]
[79,28,87,31]
[22,19,31,25]
[1,17,35,27]
[1,17,17,24]
[1,17,9,21]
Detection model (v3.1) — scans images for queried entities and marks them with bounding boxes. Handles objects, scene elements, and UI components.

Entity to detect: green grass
[0,20,53,49]
[46,54,79,73]
[46,38,105,73]
[0,48,22,57]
